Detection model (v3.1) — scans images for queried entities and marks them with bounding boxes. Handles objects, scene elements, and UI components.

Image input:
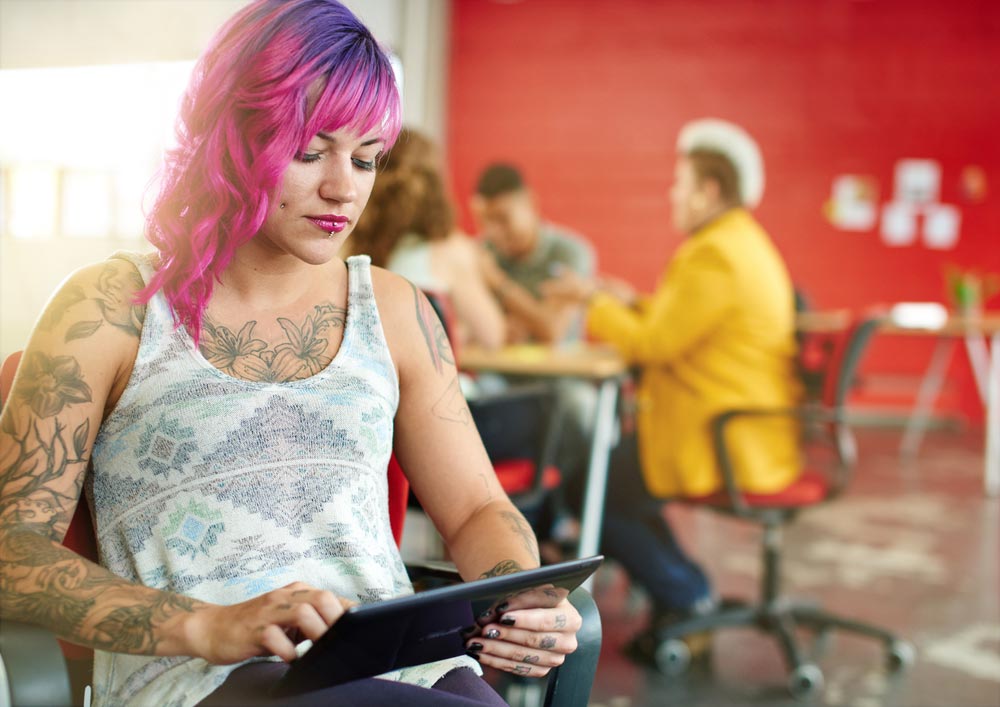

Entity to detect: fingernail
[465,651,481,662]
[496,602,509,613]
[460,624,479,637]
[468,642,484,652]
[478,608,493,619]
[485,629,501,639]
[500,617,516,626]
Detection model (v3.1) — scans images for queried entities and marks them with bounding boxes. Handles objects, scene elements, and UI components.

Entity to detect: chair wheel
[788,663,824,699]
[887,640,916,672]
[654,638,691,676]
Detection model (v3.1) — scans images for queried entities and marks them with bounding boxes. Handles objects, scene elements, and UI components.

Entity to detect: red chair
[0,350,600,707]
[644,315,915,698]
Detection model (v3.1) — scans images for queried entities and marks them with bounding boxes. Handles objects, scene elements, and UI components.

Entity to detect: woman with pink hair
[0,2,580,705]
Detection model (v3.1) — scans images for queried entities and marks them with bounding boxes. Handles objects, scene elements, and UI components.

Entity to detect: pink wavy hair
[140,0,401,341]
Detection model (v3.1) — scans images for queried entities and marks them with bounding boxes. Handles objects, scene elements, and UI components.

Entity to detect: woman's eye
[352,157,377,172]
[298,151,323,163]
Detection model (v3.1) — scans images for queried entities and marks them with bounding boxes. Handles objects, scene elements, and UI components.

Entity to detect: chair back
[0,350,22,406]
[821,316,883,410]
[817,315,883,472]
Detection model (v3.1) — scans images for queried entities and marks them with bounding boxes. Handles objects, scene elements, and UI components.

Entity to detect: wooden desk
[797,311,1000,496]
[461,344,628,580]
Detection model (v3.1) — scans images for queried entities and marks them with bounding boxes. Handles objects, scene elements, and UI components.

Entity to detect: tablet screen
[273,555,603,696]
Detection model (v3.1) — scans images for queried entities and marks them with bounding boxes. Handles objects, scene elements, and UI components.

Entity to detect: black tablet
[272,555,603,696]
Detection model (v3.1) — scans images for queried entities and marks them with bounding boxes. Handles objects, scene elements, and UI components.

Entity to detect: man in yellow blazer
[588,123,801,498]
[549,119,800,664]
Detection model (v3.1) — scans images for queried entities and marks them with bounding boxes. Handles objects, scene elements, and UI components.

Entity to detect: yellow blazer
[587,209,800,497]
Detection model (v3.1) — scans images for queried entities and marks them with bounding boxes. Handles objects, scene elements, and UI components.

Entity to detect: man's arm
[587,244,735,365]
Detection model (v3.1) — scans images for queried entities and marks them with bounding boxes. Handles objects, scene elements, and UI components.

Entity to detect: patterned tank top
[88,253,477,706]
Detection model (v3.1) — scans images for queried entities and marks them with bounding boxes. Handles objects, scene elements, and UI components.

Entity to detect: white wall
[0,0,450,358]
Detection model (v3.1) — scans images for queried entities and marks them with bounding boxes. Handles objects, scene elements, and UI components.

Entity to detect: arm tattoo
[478,560,524,579]
[501,510,539,563]
[40,262,146,341]
[410,284,454,375]
[431,377,472,425]
[1,353,204,654]
[199,302,346,382]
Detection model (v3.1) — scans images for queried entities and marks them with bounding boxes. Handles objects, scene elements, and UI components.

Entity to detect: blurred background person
[548,118,801,664]
[348,128,506,351]
[471,163,596,346]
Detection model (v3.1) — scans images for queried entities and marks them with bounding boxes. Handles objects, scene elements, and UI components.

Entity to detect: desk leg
[965,332,991,404]
[900,338,956,458]
[577,378,619,590]
[985,332,999,497]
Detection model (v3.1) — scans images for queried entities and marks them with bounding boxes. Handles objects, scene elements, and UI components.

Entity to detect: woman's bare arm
[0,261,347,664]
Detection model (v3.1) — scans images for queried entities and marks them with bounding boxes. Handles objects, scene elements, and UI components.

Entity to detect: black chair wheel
[887,639,916,672]
[788,663,824,699]
[654,638,691,677]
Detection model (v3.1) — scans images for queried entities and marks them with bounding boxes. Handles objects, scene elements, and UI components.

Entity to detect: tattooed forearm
[411,284,454,375]
[501,510,540,563]
[0,528,205,654]
[479,560,525,579]
[1,348,202,655]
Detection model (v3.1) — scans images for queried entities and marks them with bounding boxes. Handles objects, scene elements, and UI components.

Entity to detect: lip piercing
[279,202,286,209]
[328,232,335,238]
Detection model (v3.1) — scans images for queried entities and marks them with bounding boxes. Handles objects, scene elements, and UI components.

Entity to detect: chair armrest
[711,406,853,517]
[0,620,73,707]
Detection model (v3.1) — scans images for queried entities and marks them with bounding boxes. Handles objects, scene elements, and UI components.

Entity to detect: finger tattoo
[512,665,532,675]
[554,614,567,629]
[540,636,557,650]
[523,655,540,664]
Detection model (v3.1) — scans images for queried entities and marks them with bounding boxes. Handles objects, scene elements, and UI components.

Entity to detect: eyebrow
[316,131,383,147]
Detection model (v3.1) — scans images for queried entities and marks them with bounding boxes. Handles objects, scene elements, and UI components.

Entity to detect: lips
[305,215,350,233]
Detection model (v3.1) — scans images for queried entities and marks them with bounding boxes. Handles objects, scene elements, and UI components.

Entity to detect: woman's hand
[465,586,583,678]
[185,581,356,665]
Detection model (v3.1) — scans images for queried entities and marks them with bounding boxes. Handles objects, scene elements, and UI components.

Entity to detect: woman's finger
[472,648,561,678]
[495,605,582,634]
[468,625,577,655]
[258,623,297,662]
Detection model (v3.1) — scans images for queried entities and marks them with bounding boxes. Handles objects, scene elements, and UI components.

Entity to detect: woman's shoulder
[36,256,149,342]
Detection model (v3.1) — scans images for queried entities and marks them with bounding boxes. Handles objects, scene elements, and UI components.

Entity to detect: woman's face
[669,155,711,235]
[256,125,384,264]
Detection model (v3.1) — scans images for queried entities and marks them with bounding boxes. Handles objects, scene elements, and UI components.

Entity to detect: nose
[318,155,357,204]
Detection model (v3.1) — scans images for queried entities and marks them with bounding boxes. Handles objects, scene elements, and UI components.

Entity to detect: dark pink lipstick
[306,214,349,233]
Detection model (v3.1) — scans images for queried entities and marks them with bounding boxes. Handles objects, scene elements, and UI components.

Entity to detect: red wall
[447,0,1000,420]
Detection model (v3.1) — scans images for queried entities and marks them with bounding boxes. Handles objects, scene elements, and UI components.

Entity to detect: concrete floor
[583,428,1000,707]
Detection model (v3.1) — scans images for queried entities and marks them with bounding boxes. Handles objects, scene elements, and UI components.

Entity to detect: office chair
[0,350,600,707]
[645,316,915,698]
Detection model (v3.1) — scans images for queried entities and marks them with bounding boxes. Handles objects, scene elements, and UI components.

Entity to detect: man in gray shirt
[471,163,595,345]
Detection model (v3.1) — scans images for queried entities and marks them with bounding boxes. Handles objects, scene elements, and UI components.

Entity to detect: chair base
[646,596,914,698]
